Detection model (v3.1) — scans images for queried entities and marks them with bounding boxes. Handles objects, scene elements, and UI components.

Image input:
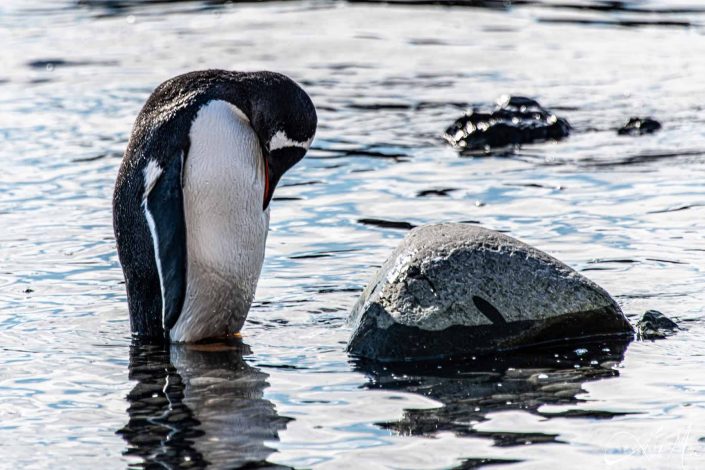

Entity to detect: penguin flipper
[144,154,187,334]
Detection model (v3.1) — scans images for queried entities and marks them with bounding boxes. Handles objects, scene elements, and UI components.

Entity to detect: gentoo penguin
[113,70,317,342]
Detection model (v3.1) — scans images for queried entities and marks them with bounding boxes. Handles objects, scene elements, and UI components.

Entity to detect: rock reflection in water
[118,340,291,469]
[357,338,631,447]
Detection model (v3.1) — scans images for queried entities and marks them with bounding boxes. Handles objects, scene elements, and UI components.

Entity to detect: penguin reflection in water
[113,70,317,342]
[119,341,290,467]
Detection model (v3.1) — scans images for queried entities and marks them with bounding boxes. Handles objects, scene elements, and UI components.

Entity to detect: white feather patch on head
[143,159,163,199]
[268,130,313,152]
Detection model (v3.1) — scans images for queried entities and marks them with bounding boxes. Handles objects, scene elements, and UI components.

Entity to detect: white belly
[170,100,270,342]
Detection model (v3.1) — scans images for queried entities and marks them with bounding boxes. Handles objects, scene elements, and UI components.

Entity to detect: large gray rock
[347,224,634,362]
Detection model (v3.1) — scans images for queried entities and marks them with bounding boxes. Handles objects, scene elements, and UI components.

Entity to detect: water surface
[2,0,705,468]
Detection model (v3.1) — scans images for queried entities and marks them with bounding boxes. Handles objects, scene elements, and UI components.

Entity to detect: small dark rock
[637,310,678,339]
[617,117,661,136]
[443,95,571,154]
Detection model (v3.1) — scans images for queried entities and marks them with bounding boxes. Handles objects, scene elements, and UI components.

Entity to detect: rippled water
[2,0,705,468]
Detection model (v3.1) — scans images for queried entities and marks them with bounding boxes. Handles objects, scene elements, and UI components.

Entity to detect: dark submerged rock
[617,117,661,136]
[443,96,571,154]
[356,337,631,443]
[347,223,634,362]
[637,310,678,339]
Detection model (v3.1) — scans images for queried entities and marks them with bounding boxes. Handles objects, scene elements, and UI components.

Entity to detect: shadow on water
[72,0,705,25]
[118,339,292,469]
[73,0,301,16]
[354,337,632,447]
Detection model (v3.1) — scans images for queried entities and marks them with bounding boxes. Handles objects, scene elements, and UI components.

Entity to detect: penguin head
[244,72,317,210]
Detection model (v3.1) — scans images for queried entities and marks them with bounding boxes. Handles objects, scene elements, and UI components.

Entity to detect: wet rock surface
[443,96,571,154]
[617,117,662,136]
[637,309,678,339]
[347,223,634,362]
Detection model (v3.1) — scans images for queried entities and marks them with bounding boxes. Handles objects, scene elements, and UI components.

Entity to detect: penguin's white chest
[170,100,269,342]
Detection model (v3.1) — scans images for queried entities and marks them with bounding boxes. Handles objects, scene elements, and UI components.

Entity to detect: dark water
[2,0,705,468]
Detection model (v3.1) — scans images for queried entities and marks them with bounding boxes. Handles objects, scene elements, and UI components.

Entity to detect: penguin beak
[262,157,273,211]
[262,146,307,211]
